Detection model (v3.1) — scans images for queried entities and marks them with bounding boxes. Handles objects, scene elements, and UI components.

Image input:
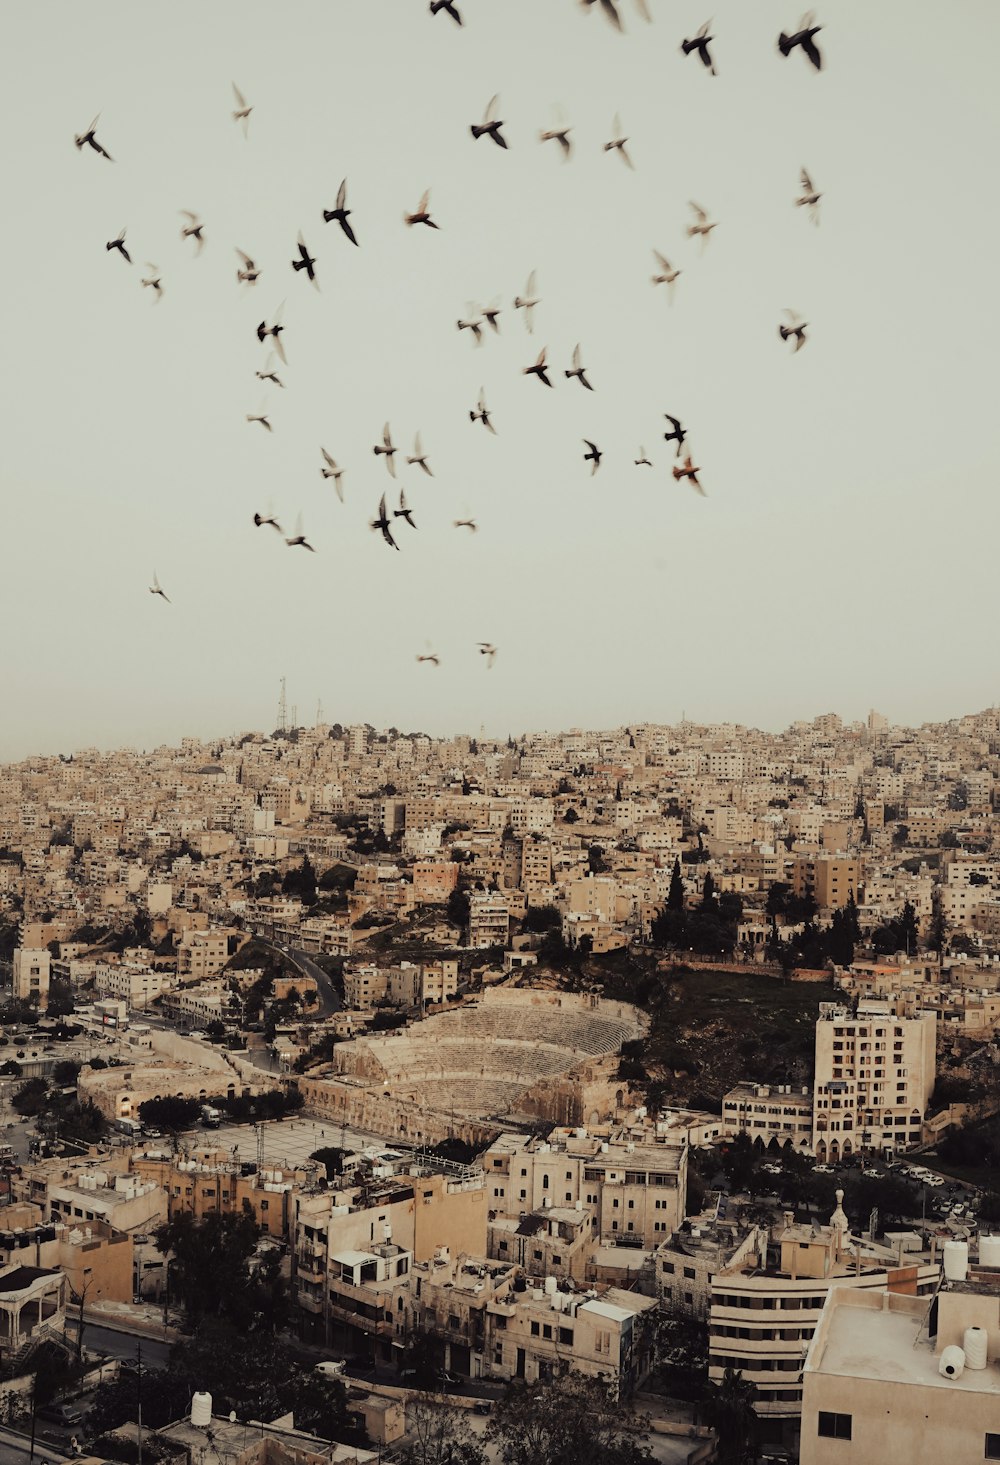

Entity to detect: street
[67,1317,172,1371]
[0,1422,70,1464]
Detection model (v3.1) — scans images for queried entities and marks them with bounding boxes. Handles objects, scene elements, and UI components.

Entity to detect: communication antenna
[291,704,298,729]
[316,699,324,727]
[277,677,287,734]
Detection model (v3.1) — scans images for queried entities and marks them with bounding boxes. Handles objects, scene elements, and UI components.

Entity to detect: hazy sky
[4,1,1000,759]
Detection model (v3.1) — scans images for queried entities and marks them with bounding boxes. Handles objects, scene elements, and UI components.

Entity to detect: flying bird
[106,228,131,264]
[513,271,539,332]
[75,115,112,160]
[246,405,272,432]
[457,309,483,344]
[581,0,652,26]
[371,494,400,550]
[482,299,502,333]
[323,180,358,246]
[478,642,497,668]
[374,423,397,477]
[779,309,808,351]
[635,448,652,467]
[471,95,507,149]
[662,413,687,456]
[672,456,705,494]
[253,509,283,533]
[681,21,716,74]
[404,190,439,229]
[140,264,163,299]
[539,109,573,161]
[256,304,286,363]
[454,518,478,532]
[416,649,440,667]
[179,212,205,254]
[285,514,315,551]
[651,251,681,300]
[231,83,252,136]
[429,0,462,23]
[686,202,718,245]
[320,448,345,501]
[565,345,593,391]
[406,433,433,475]
[604,113,633,169]
[470,390,496,433]
[149,572,169,602]
[394,488,417,530]
[292,232,318,288]
[796,167,822,222]
[236,249,260,285]
[778,12,823,69]
[255,355,285,388]
[583,440,602,474]
[523,347,553,387]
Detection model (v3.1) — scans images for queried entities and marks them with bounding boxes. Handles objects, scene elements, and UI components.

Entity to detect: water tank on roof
[978,1235,1000,1268]
[190,1391,212,1427]
[944,1240,969,1281]
[939,1345,965,1380]
[544,1276,558,1295]
[963,1327,987,1370]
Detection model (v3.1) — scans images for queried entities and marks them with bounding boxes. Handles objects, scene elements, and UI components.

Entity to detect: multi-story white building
[13,946,51,1007]
[722,1083,814,1153]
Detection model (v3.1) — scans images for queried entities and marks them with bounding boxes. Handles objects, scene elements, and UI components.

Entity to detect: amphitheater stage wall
[297,1074,500,1149]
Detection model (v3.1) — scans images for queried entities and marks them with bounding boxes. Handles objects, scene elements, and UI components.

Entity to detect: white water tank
[943,1240,969,1281]
[544,1276,558,1296]
[979,1235,1000,1268]
[939,1346,965,1380]
[963,1326,987,1370]
[190,1392,213,1427]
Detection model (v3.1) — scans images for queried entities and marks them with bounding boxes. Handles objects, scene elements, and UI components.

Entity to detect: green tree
[702,1368,758,1465]
[138,1096,201,1131]
[400,1395,487,1465]
[668,858,685,911]
[154,1208,287,1333]
[488,1375,652,1465]
[700,870,718,914]
[310,1146,346,1180]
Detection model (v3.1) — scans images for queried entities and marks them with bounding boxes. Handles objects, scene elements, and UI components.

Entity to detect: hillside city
[1,706,1000,1465]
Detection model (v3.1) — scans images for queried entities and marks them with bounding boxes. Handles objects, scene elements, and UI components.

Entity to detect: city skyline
[5,1,1000,758]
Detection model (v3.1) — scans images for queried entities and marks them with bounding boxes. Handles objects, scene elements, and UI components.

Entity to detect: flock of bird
[79,5,828,670]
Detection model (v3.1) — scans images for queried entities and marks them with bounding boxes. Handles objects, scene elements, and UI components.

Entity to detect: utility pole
[136,1340,143,1465]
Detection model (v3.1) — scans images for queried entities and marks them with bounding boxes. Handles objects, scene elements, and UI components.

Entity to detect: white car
[813,1164,834,1174]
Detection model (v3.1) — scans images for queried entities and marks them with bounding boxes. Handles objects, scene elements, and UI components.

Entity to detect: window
[683,1267,696,1280]
[543,1324,552,1340]
[559,1327,573,1345]
[986,1434,1000,1460]
[818,1412,852,1441]
[530,1321,540,1337]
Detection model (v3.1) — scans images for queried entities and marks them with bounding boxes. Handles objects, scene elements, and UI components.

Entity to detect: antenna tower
[316,699,324,727]
[277,677,287,734]
[291,704,298,729]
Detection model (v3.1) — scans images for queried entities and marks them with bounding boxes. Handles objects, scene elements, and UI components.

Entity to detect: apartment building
[792,856,861,910]
[176,928,231,979]
[812,1001,936,1161]
[468,891,510,949]
[13,946,51,1007]
[721,1083,814,1152]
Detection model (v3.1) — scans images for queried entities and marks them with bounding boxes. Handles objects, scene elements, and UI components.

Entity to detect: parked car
[38,1402,89,1428]
[813,1164,834,1174]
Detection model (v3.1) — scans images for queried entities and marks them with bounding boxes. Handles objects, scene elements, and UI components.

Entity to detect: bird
[478,642,497,668]
[454,518,478,532]
[513,271,540,332]
[140,264,163,300]
[179,212,205,254]
[231,83,252,137]
[416,650,440,667]
[394,488,417,530]
[371,494,400,550]
[106,228,131,264]
[583,440,602,474]
[796,167,822,222]
[681,21,716,74]
[246,405,272,432]
[430,0,462,23]
[672,456,705,494]
[236,248,260,285]
[470,390,495,433]
[581,0,652,32]
[406,433,433,476]
[323,180,358,246]
[662,413,687,457]
[604,113,633,169]
[778,12,823,69]
[404,190,439,229]
[285,514,315,551]
[457,310,483,345]
[523,348,553,387]
[482,299,502,334]
[651,251,681,300]
[253,509,283,533]
[320,448,345,501]
[471,95,507,149]
[255,355,285,388]
[686,202,718,245]
[256,305,286,363]
[635,448,652,467]
[374,423,397,477]
[539,109,573,161]
[149,572,169,602]
[292,232,319,289]
[74,115,112,160]
[779,310,808,352]
[565,344,593,391]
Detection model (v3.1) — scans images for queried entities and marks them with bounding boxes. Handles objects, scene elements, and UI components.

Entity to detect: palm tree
[702,1367,758,1465]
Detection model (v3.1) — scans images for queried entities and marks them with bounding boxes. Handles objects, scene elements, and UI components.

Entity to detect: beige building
[812,1001,936,1161]
[468,891,510,949]
[800,1272,1000,1465]
[13,946,51,1007]
[722,1082,815,1152]
[792,856,861,910]
[177,928,231,979]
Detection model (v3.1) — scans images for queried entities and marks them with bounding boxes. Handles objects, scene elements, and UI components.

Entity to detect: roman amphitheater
[298,988,647,1146]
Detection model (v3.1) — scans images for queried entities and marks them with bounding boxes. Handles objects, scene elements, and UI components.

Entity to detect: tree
[897,899,919,955]
[446,887,470,932]
[699,870,718,914]
[522,904,561,933]
[702,1368,758,1465]
[488,1375,652,1465]
[668,858,685,911]
[588,844,608,874]
[12,1077,49,1116]
[154,1207,287,1333]
[400,1394,487,1465]
[563,806,579,824]
[310,1146,345,1180]
[138,1096,201,1132]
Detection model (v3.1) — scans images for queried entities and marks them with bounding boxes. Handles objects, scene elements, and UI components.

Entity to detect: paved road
[286,945,343,1018]
[0,1423,70,1463]
[67,1317,172,1370]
